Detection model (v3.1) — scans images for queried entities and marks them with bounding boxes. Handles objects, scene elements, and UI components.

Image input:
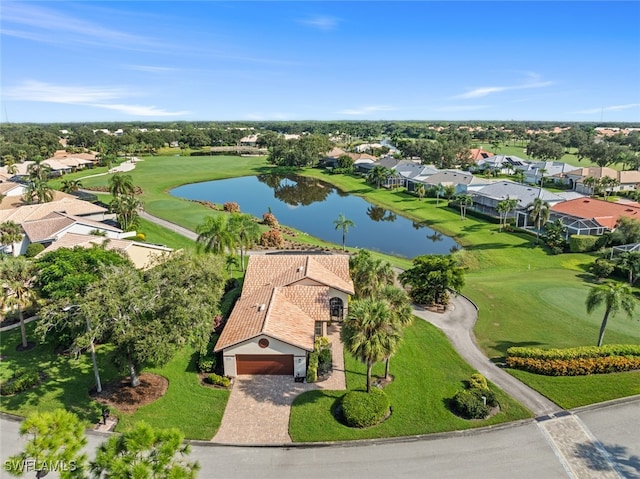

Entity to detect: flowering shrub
[507,344,640,360]
[506,356,640,376]
[223,202,240,213]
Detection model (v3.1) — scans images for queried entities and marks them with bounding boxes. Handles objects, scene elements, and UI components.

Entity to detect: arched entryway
[329,297,344,320]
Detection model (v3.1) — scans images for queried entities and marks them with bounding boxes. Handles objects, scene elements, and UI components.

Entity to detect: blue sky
[1,1,639,123]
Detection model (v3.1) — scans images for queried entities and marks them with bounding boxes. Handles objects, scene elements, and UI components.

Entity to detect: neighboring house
[419,170,493,195]
[36,232,173,269]
[0,196,112,223]
[522,161,576,185]
[465,148,494,163]
[472,181,565,219]
[215,254,355,378]
[239,135,259,147]
[564,167,618,194]
[473,155,528,175]
[548,197,640,236]
[0,181,27,198]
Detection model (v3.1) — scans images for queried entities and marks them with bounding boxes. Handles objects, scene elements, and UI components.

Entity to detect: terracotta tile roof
[216,254,353,352]
[467,148,494,162]
[0,182,22,195]
[0,197,107,222]
[551,198,640,229]
[21,213,75,242]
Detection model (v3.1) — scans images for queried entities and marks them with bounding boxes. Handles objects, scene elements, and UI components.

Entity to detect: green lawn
[0,324,228,439]
[289,320,531,442]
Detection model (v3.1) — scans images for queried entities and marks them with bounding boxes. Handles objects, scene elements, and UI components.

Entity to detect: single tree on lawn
[60,178,83,194]
[415,184,426,201]
[91,421,199,479]
[456,194,473,221]
[585,281,636,347]
[434,184,446,207]
[0,256,37,350]
[196,215,234,255]
[399,254,466,307]
[228,213,261,271]
[342,298,402,393]
[379,285,413,379]
[6,409,87,479]
[526,197,551,244]
[108,173,135,197]
[349,249,395,298]
[333,213,355,251]
[0,221,23,255]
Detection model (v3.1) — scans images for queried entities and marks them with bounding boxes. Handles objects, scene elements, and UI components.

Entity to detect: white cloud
[3,81,188,117]
[453,72,553,99]
[298,15,340,31]
[573,103,640,114]
[339,105,395,115]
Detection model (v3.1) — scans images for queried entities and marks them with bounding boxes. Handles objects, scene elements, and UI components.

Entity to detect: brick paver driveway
[213,324,345,444]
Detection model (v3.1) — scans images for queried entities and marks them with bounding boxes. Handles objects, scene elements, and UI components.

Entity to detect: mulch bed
[92,373,168,414]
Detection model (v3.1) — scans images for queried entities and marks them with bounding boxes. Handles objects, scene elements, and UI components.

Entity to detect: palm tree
[27,161,51,182]
[108,173,135,198]
[586,281,636,347]
[617,252,640,286]
[24,179,54,204]
[228,213,261,271]
[349,250,395,299]
[0,256,37,349]
[415,184,426,201]
[0,221,23,255]
[526,197,551,244]
[196,215,233,255]
[583,176,600,196]
[367,166,390,189]
[342,298,402,393]
[434,184,446,207]
[496,196,518,231]
[60,178,83,194]
[110,194,142,231]
[456,194,473,220]
[379,285,413,379]
[333,213,355,251]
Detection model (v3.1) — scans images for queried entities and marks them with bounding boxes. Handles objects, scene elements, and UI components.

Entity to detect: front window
[315,321,323,337]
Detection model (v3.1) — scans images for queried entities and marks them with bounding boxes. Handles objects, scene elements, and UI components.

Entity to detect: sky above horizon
[1,1,639,123]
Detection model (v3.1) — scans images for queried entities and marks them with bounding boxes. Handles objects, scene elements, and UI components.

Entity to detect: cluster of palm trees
[496,196,518,231]
[196,213,261,271]
[343,250,413,392]
[23,161,54,204]
[366,166,401,189]
[583,176,620,200]
[108,174,142,232]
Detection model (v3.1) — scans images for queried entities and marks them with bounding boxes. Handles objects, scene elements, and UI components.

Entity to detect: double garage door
[236,354,294,375]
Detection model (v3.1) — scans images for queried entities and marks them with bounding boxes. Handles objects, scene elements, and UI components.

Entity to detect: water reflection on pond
[171,174,460,258]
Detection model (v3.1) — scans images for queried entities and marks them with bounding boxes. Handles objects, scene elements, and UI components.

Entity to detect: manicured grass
[137,218,197,251]
[289,320,531,442]
[507,369,640,409]
[115,347,229,440]
[0,322,119,425]
[0,324,228,439]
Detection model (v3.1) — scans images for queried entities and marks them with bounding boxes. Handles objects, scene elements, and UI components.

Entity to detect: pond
[171,174,460,258]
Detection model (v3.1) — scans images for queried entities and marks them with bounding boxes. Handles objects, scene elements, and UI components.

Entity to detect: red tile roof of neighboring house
[551,197,640,229]
[215,254,354,352]
[467,148,494,162]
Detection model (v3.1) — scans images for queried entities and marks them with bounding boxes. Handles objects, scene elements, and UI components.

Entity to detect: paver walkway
[213,323,346,444]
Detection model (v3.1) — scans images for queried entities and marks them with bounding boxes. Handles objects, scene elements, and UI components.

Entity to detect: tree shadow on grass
[574,441,640,478]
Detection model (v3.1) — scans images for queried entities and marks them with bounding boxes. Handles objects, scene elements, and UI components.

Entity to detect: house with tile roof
[215,254,355,377]
[471,181,565,219]
[548,197,640,236]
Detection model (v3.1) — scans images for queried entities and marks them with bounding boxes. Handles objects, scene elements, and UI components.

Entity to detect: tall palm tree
[415,184,426,201]
[586,281,636,347]
[110,194,142,231]
[27,161,51,182]
[196,215,233,255]
[349,250,395,299]
[0,256,37,349]
[367,166,390,189]
[333,213,355,251]
[228,213,261,271]
[496,196,518,231]
[456,194,473,221]
[434,184,446,207]
[379,285,413,379]
[24,179,54,204]
[108,174,135,198]
[617,252,640,286]
[526,197,551,244]
[0,221,23,255]
[342,298,402,393]
[60,178,83,194]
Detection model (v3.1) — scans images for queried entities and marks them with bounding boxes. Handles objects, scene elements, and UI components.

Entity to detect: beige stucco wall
[223,335,308,377]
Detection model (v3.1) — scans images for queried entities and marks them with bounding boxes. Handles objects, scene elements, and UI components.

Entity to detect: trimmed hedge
[306,352,319,383]
[507,344,640,360]
[506,356,640,376]
[206,373,231,387]
[506,345,640,376]
[569,234,599,253]
[341,389,390,428]
[0,369,40,396]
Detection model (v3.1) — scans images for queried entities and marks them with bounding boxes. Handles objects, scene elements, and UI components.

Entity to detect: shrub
[468,373,488,390]
[135,232,146,242]
[223,202,240,213]
[306,352,319,383]
[262,212,278,227]
[507,344,640,360]
[0,369,40,396]
[318,347,332,375]
[206,373,231,387]
[197,352,217,373]
[452,389,490,419]
[25,243,45,258]
[569,235,599,253]
[260,229,284,248]
[341,389,390,428]
[590,259,614,280]
[314,336,330,351]
[506,356,640,376]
